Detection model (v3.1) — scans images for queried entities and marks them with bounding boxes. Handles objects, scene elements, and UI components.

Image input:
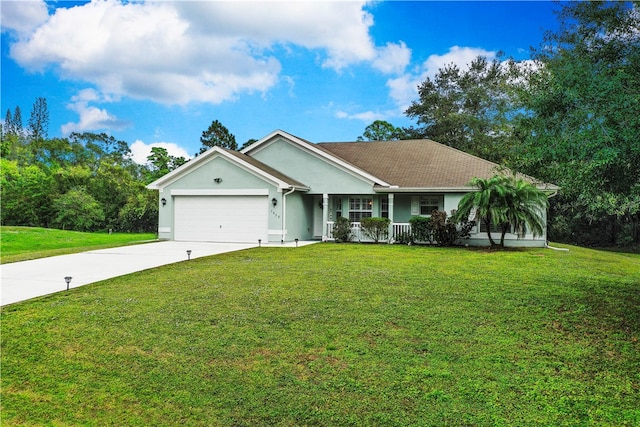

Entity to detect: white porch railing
[327,221,413,243]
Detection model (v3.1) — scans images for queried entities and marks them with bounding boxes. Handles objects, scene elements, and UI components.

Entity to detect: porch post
[388,193,395,242]
[322,193,329,241]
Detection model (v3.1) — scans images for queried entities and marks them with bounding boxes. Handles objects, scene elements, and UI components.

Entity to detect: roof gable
[243,130,391,187]
[146,146,308,191]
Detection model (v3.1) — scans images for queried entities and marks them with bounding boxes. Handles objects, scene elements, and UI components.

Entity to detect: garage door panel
[174,196,268,243]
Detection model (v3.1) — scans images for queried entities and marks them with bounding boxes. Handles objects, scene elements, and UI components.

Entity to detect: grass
[0,226,157,263]
[2,243,639,425]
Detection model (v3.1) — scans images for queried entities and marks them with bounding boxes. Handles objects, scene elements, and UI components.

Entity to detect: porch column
[388,193,395,242]
[322,193,329,241]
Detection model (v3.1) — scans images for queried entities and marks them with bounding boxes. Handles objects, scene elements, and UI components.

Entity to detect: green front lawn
[2,244,639,425]
[0,227,157,263]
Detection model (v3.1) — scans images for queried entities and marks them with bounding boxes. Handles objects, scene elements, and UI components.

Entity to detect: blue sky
[1,1,560,163]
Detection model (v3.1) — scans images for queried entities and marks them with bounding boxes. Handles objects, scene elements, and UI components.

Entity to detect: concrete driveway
[1,241,259,306]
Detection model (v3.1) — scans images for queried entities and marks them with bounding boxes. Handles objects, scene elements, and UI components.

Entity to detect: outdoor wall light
[214,177,222,183]
[161,197,167,207]
[272,198,278,207]
[186,250,192,261]
[64,276,72,291]
[318,200,323,209]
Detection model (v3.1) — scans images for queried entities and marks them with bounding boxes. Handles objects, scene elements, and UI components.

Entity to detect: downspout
[281,187,296,243]
[544,189,565,249]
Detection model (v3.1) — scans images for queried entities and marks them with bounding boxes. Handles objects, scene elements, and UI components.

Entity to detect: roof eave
[146,146,305,191]
[374,186,474,193]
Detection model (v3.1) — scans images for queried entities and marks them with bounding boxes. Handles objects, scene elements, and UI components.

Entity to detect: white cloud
[8,0,380,105]
[372,42,411,75]
[61,88,130,134]
[335,109,396,123]
[422,46,496,78]
[387,46,498,112]
[0,0,49,37]
[174,1,376,70]
[335,46,500,123]
[130,140,192,165]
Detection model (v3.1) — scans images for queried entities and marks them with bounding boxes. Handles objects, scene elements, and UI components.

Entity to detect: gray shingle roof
[317,139,544,189]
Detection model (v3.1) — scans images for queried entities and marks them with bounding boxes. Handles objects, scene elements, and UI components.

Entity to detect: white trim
[147,146,297,190]
[158,227,171,233]
[375,186,474,193]
[171,189,269,196]
[375,185,559,193]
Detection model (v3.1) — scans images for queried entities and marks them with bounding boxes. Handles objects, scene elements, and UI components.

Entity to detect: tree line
[0,100,257,233]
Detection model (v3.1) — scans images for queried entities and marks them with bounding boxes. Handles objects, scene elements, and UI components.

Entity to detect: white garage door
[174,195,268,243]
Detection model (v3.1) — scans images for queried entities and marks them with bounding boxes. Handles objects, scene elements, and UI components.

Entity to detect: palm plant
[455,175,549,247]
[499,177,549,246]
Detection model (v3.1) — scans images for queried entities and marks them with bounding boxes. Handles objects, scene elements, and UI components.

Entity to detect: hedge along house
[147,130,558,247]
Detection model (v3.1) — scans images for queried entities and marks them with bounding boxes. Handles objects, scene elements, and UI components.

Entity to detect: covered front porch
[311,193,547,247]
[311,192,459,241]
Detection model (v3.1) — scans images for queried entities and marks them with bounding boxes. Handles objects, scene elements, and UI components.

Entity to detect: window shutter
[411,196,419,215]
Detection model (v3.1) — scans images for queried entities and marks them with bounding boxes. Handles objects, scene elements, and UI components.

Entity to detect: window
[480,221,514,234]
[349,197,372,222]
[380,197,389,218]
[334,197,342,218]
[419,197,440,215]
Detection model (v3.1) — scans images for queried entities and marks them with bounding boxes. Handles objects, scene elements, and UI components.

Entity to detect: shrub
[117,192,158,233]
[409,216,433,243]
[360,217,390,243]
[52,187,105,231]
[395,231,414,245]
[333,216,353,243]
[431,210,475,247]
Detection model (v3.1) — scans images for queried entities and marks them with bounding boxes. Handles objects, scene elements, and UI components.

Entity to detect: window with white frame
[479,221,523,236]
[380,197,389,218]
[411,196,442,216]
[349,197,372,222]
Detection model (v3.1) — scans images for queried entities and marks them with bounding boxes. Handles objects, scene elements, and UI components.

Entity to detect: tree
[52,187,105,231]
[454,175,549,247]
[12,106,23,136]
[357,120,407,141]
[28,97,49,142]
[199,120,237,153]
[512,1,640,245]
[500,177,549,245]
[240,138,258,150]
[0,159,54,227]
[145,146,187,183]
[405,55,519,163]
[68,132,132,167]
[4,109,12,137]
[454,176,509,246]
[117,191,158,233]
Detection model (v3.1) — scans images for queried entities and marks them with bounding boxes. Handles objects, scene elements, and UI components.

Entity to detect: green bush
[431,210,475,247]
[333,216,353,243]
[51,187,105,231]
[409,216,434,243]
[395,231,413,245]
[117,192,158,233]
[360,217,390,243]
